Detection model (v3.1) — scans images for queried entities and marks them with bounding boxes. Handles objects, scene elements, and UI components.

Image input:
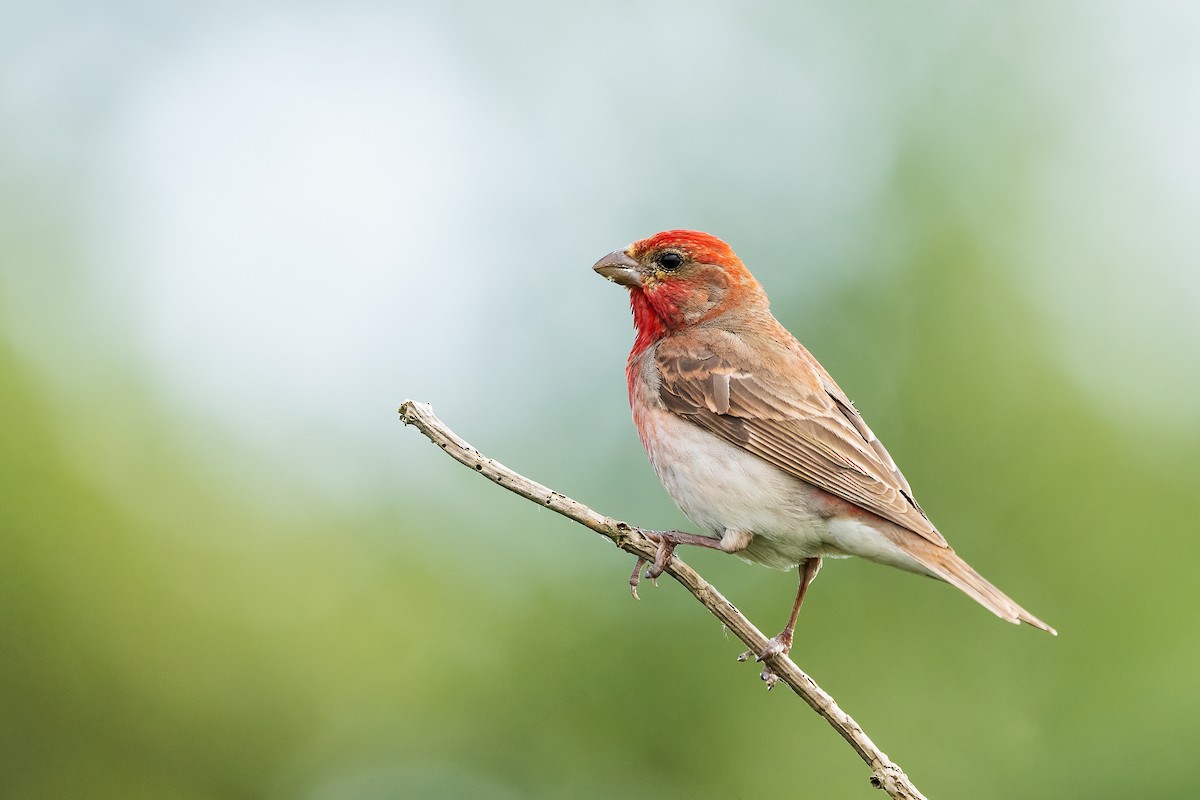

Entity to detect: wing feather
[655,330,946,547]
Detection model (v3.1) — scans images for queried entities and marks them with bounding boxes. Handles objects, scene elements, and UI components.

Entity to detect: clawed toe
[645,533,677,580]
[629,558,647,599]
[737,631,793,690]
[627,539,672,600]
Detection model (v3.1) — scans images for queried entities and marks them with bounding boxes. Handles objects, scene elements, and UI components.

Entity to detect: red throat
[625,288,669,399]
[628,288,667,358]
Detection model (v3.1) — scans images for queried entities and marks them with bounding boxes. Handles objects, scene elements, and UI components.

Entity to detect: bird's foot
[628,529,721,598]
[736,630,794,662]
[737,630,794,690]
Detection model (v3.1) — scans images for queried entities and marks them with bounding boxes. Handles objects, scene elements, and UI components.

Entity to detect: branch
[399,400,928,799]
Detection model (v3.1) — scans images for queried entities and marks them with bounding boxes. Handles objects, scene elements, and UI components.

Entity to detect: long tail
[899,536,1057,635]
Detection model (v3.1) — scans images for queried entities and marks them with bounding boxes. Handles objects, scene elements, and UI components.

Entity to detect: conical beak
[592,250,642,287]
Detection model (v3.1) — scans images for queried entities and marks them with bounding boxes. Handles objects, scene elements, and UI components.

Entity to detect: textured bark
[399,400,928,799]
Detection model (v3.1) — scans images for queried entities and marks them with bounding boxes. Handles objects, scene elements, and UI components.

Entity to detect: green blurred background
[2,2,1198,797]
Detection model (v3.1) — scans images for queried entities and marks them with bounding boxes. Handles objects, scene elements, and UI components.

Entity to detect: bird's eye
[659,252,684,271]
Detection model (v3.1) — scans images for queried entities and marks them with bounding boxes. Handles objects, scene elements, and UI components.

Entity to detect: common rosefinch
[594,230,1055,684]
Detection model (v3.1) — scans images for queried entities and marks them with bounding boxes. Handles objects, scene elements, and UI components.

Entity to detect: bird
[593,229,1055,684]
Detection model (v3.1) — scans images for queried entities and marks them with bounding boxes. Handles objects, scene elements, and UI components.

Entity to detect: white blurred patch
[82,13,512,501]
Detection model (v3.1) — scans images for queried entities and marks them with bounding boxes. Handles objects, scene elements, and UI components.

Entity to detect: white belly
[636,402,829,569]
[634,398,935,576]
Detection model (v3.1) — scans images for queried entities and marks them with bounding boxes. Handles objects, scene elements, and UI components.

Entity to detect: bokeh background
[3,1,1198,797]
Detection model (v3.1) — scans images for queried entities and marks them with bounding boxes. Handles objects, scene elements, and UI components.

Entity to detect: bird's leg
[628,529,725,598]
[740,557,823,689]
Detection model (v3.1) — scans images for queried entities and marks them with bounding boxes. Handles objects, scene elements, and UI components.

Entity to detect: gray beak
[592,250,643,287]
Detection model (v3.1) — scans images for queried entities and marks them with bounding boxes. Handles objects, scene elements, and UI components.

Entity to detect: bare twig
[399,400,928,799]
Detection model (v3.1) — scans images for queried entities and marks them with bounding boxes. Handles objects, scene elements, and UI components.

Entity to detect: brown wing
[655,329,947,547]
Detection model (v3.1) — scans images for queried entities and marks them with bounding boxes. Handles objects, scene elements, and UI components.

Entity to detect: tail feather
[896,535,1057,636]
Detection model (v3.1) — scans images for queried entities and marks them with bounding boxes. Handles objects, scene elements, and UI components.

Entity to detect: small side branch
[399,400,928,800]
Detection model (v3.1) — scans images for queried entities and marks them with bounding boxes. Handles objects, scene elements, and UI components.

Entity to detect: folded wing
[655,330,947,548]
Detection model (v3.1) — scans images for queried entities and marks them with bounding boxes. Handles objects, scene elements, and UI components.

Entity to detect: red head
[593,230,767,356]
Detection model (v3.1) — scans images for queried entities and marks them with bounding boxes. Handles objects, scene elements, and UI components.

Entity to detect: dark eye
[659,252,684,271]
